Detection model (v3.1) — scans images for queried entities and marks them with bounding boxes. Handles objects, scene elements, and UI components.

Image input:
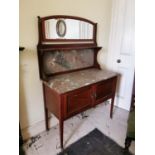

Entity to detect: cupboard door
[95,77,116,103]
[65,87,93,118]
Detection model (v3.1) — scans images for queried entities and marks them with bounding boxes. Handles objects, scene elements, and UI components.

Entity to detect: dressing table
[37,15,118,149]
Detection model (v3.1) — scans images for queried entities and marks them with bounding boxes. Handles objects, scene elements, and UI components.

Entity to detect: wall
[19,0,112,139]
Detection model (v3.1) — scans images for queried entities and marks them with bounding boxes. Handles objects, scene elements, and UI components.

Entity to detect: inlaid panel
[43,49,94,74]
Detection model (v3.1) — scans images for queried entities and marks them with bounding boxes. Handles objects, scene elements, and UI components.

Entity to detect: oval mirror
[56,19,66,37]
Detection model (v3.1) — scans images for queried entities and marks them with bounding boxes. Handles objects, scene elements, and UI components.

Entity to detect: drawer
[95,78,115,101]
[65,87,93,117]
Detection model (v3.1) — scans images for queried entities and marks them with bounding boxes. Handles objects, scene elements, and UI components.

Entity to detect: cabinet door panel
[66,87,93,117]
[95,78,114,101]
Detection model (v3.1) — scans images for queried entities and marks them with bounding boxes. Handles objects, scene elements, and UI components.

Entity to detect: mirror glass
[44,18,93,40]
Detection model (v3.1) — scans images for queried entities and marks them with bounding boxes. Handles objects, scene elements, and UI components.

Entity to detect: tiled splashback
[43,49,94,74]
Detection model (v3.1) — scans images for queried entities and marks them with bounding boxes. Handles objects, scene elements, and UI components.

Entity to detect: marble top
[44,68,118,94]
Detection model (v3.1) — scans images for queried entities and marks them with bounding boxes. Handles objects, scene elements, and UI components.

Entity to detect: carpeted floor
[58,128,133,155]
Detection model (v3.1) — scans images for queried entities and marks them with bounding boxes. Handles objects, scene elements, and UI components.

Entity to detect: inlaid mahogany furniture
[37,15,118,149]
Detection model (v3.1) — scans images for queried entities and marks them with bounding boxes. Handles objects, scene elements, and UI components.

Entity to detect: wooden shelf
[38,44,102,51]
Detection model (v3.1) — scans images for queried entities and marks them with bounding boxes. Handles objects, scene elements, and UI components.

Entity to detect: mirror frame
[38,15,97,44]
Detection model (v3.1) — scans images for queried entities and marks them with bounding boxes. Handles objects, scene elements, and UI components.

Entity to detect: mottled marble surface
[43,49,94,74]
[44,68,117,94]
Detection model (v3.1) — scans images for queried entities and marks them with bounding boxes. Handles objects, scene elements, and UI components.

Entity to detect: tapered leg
[42,83,49,131]
[110,96,115,119]
[45,107,49,131]
[59,119,64,149]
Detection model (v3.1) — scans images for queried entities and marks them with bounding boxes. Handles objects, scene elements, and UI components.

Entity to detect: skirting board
[21,115,59,140]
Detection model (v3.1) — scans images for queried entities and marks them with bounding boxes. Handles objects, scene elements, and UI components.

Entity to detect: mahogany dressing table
[37,15,118,149]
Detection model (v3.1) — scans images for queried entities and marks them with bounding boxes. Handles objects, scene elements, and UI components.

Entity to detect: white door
[107,0,135,111]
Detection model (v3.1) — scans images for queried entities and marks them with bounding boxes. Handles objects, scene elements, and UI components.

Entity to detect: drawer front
[95,78,115,101]
[65,87,93,117]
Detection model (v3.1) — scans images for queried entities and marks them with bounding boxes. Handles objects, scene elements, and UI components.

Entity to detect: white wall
[19,0,112,139]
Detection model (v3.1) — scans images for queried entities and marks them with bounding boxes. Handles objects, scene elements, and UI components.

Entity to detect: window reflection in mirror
[44,19,93,40]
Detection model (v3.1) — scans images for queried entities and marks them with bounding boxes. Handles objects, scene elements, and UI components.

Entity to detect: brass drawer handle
[91,94,94,99]
[91,93,96,99]
[94,93,96,98]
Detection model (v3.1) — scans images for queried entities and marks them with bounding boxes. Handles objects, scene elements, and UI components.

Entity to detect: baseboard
[21,115,59,140]
[114,97,130,111]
